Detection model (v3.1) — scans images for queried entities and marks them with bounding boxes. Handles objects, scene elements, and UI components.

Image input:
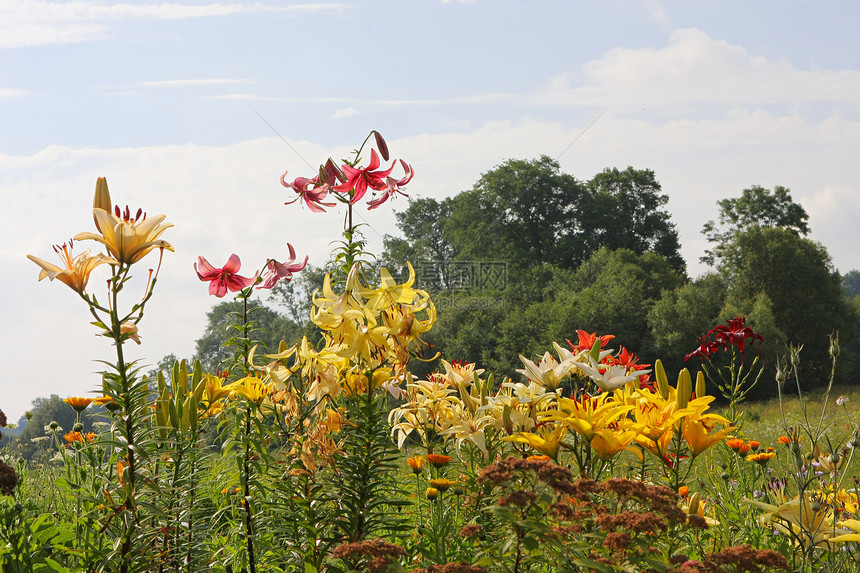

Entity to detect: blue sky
[3,0,860,421]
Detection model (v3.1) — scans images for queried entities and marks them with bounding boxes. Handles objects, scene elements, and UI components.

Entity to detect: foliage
[719,227,851,386]
[701,185,810,266]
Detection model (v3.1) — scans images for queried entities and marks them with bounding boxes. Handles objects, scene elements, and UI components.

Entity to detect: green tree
[444,156,587,269]
[381,197,456,286]
[701,185,810,265]
[719,226,850,386]
[194,300,302,374]
[648,273,729,374]
[583,167,685,274]
[843,270,860,298]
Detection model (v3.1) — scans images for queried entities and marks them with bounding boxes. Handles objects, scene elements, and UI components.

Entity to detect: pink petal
[222,254,242,274]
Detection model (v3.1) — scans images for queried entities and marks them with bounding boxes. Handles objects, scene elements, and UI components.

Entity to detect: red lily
[368,160,415,210]
[257,243,308,290]
[685,316,763,362]
[281,172,337,213]
[195,254,257,298]
[567,330,616,353]
[333,149,394,204]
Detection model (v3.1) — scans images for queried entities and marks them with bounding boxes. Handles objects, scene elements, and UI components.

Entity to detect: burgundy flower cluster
[685,316,763,362]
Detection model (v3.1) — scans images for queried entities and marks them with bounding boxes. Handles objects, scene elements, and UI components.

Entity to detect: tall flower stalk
[28,177,173,571]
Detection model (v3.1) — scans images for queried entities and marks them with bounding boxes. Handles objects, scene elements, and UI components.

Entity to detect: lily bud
[687,492,701,516]
[695,370,706,399]
[373,131,390,161]
[655,360,669,400]
[93,177,112,226]
[676,369,692,410]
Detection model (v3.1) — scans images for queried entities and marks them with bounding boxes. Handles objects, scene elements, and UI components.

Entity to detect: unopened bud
[790,345,802,366]
[829,334,840,358]
[25,411,33,421]
[812,500,823,512]
[73,422,84,432]
[49,420,59,430]
[831,452,841,466]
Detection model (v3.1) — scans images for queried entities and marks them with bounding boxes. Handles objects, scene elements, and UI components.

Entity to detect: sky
[2,0,860,423]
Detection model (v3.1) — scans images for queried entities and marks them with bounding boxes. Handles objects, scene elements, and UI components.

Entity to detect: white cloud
[331,107,358,120]
[0,88,30,98]
[537,28,860,110]
[0,1,345,48]
[137,78,253,88]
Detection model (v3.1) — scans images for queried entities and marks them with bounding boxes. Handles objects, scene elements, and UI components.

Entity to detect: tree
[444,156,587,269]
[194,300,302,374]
[701,185,810,265]
[648,272,729,374]
[843,270,860,298]
[583,167,685,274]
[719,226,850,386]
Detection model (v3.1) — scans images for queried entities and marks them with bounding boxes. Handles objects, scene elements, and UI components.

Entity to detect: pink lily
[195,254,258,298]
[368,160,414,210]
[281,172,337,213]
[333,149,394,204]
[258,243,309,290]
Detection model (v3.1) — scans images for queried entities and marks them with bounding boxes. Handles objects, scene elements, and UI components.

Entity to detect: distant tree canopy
[382,157,685,277]
[701,185,810,266]
[194,300,303,374]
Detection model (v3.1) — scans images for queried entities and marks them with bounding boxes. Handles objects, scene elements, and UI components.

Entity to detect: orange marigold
[426,454,452,468]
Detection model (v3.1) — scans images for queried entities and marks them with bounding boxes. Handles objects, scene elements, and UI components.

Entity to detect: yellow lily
[590,427,642,460]
[74,178,173,265]
[503,423,568,460]
[28,242,117,293]
[359,262,420,311]
[748,493,840,548]
[681,416,736,458]
[227,375,273,406]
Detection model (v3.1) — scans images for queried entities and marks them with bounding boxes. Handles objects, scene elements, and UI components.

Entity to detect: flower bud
[73,422,84,432]
[93,177,112,226]
[812,500,823,512]
[790,344,802,366]
[829,334,840,358]
[695,370,706,399]
[831,452,841,466]
[655,359,669,400]
[25,411,33,421]
[425,487,439,501]
[49,420,59,430]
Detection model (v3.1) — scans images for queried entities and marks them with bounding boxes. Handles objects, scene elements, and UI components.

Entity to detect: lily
[367,159,414,210]
[74,178,173,265]
[194,254,258,298]
[281,172,337,213]
[28,241,118,294]
[257,243,308,290]
[333,149,394,203]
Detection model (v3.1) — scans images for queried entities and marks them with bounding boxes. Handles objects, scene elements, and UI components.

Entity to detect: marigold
[747,451,776,465]
[777,435,799,445]
[678,486,689,497]
[407,456,424,474]
[429,478,456,492]
[64,396,94,413]
[726,438,750,454]
[426,454,452,468]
